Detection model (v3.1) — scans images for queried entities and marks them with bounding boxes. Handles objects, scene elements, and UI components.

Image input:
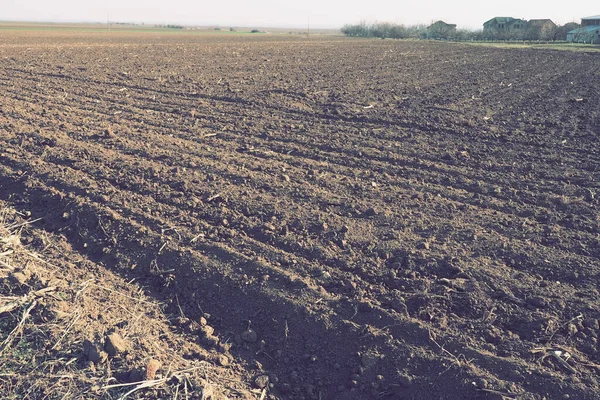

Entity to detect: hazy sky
[2,0,598,29]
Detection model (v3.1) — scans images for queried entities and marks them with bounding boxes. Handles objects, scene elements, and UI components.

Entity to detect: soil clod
[83,340,108,364]
[144,359,162,380]
[254,374,270,389]
[105,332,128,357]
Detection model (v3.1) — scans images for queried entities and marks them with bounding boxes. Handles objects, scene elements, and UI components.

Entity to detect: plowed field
[1,31,600,399]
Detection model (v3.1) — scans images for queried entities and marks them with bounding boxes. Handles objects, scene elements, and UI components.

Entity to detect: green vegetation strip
[462,41,600,52]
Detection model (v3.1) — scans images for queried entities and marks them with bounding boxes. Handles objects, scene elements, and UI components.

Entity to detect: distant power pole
[307,16,310,38]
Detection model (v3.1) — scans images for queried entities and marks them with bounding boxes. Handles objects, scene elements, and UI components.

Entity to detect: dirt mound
[0,31,599,399]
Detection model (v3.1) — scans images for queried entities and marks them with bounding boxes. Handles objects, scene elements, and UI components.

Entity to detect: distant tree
[341,21,410,39]
[525,26,540,40]
[340,21,486,41]
[453,29,482,41]
[341,21,371,37]
[405,24,428,39]
[525,21,558,41]
[390,24,408,38]
[540,24,558,41]
[554,22,580,41]
[472,30,486,41]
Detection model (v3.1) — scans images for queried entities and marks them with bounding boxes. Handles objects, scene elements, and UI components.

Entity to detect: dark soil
[1,31,599,399]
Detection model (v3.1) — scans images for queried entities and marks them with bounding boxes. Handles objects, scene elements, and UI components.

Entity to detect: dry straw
[0,204,252,399]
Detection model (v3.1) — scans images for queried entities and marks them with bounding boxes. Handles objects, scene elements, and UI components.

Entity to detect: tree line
[341,21,581,41]
[341,22,428,39]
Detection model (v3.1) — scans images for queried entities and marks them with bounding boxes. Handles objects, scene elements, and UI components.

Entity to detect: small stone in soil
[241,328,258,343]
[105,332,128,357]
[145,359,161,380]
[254,374,270,389]
[84,340,108,364]
[203,334,220,347]
[567,323,578,335]
[475,378,488,389]
[263,223,276,232]
[391,299,408,314]
[361,351,380,368]
[526,296,548,308]
[199,325,215,337]
[217,355,230,366]
[363,207,378,217]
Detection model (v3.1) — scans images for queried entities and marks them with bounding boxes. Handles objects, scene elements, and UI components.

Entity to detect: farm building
[483,17,527,38]
[427,21,457,39]
[581,15,600,26]
[567,26,600,44]
[567,15,600,44]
